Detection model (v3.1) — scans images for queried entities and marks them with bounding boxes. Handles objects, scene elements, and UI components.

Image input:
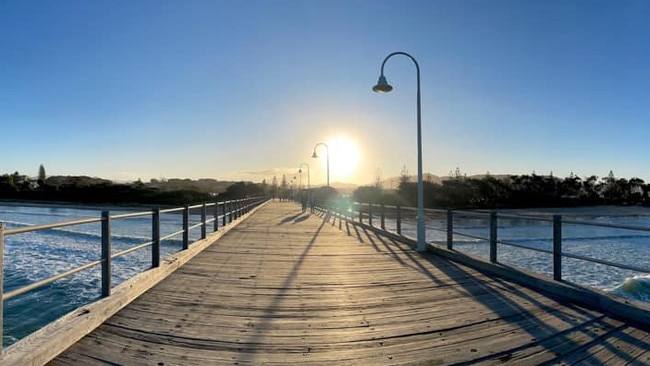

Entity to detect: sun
[325,136,360,181]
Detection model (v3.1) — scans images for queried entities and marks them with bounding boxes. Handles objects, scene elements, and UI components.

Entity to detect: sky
[1,1,649,187]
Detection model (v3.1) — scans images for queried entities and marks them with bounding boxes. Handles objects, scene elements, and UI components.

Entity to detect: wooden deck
[47,201,650,365]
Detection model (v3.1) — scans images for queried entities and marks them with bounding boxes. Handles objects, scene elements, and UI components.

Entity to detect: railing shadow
[236,205,327,364]
[323,210,650,364]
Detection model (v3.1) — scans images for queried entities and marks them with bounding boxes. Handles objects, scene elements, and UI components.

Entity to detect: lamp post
[311,142,329,187]
[299,163,311,211]
[299,163,310,192]
[373,51,426,252]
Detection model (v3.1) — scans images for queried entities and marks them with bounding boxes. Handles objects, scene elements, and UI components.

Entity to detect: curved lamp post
[373,51,426,252]
[311,142,330,187]
[299,163,311,210]
[299,163,310,192]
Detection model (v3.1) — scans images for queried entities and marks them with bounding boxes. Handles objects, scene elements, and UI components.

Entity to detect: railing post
[358,205,363,223]
[447,209,453,250]
[182,205,189,250]
[101,211,111,297]
[381,204,386,230]
[0,222,4,355]
[201,203,207,239]
[152,208,160,268]
[489,211,497,263]
[339,205,342,230]
[396,205,402,235]
[213,200,219,232]
[553,215,562,281]
[223,201,228,226]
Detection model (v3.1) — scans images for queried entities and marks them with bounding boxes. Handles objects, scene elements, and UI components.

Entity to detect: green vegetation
[352,171,650,209]
[0,171,269,206]
[4,165,647,209]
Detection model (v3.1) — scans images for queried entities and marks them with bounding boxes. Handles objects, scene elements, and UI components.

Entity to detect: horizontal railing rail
[313,199,650,296]
[0,196,269,353]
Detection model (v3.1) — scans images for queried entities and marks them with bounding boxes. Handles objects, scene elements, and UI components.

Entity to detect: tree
[399,165,410,188]
[271,176,278,199]
[38,164,46,184]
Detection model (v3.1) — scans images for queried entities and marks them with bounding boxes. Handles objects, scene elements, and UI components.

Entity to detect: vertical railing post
[358,205,363,223]
[447,209,453,250]
[553,215,562,281]
[101,211,112,297]
[152,208,160,268]
[213,200,219,232]
[182,205,189,250]
[223,201,228,226]
[0,222,4,354]
[396,205,402,235]
[201,203,207,239]
[339,205,342,230]
[380,204,386,230]
[489,212,498,263]
[368,203,373,226]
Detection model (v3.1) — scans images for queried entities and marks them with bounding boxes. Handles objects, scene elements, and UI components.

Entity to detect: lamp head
[372,75,393,93]
[299,168,303,173]
[311,151,318,158]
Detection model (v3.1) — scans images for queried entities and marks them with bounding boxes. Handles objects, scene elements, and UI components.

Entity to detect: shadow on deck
[37,202,650,365]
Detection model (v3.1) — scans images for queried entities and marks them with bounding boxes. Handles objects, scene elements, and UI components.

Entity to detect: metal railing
[0,196,268,351]
[314,200,650,292]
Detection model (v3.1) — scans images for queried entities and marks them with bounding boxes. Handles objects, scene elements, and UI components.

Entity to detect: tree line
[0,167,270,206]
[352,171,650,209]
[4,165,647,209]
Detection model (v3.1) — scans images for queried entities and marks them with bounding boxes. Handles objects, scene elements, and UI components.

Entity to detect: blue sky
[1,1,649,186]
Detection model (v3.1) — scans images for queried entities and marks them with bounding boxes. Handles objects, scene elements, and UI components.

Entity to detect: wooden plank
[37,202,650,365]
[2,202,268,366]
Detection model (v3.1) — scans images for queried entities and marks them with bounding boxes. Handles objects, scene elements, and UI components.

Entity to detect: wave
[610,275,650,302]
[4,220,148,243]
[0,208,97,219]
[449,232,650,244]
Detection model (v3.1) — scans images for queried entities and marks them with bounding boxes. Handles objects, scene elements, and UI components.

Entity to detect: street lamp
[299,163,311,211]
[311,142,329,187]
[373,51,426,252]
[299,163,310,192]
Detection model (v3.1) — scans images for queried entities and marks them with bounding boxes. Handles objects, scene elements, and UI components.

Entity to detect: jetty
[3,201,650,365]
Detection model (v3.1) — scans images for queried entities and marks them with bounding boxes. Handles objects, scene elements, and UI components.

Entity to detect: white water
[2,204,650,347]
[1,204,204,347]
[390,206,650,302]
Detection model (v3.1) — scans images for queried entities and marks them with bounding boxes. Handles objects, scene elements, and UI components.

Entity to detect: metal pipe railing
[0,196,268,352]
[313,200,650,293]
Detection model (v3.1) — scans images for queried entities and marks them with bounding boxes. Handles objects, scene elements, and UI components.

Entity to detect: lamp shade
[372,75,393,93]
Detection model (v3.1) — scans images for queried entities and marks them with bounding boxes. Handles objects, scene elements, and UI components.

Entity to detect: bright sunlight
[322,136,360,182]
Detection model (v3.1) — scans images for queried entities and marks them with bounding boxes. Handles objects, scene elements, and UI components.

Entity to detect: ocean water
[3,204,650,348]
[394,207,650,304]
[1,204,207,347]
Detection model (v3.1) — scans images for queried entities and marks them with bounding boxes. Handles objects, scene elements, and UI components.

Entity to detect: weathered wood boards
[47,202,650,365]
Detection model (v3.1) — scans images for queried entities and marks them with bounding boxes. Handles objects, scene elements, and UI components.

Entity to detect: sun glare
[323,136,360,181]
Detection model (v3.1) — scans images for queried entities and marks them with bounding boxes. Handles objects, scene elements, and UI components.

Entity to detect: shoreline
[0,199,160,212]
[494,205,650,217]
